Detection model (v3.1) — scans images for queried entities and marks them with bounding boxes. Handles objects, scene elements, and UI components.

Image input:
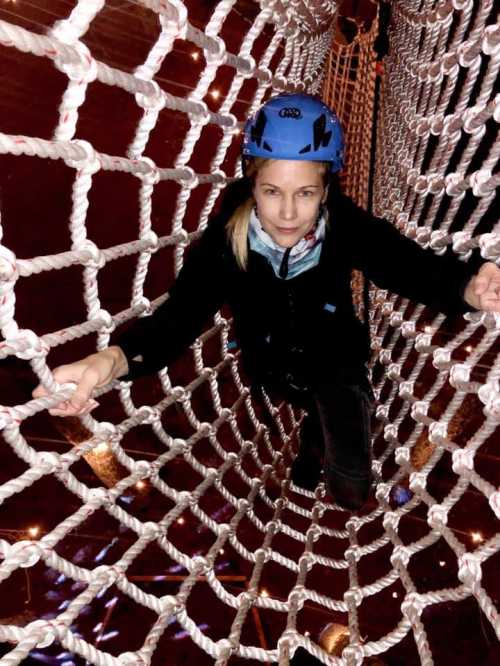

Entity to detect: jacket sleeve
[344,198,482,315]
[113,218,229,380]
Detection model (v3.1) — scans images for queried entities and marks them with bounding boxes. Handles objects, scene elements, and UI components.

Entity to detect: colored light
[471,531,483,543]
[94,442,109,454]
[28,526,40,538]
[177,517,185,525]
[191,52,199,61]
[391,485,413,506]
[210,89,220,99]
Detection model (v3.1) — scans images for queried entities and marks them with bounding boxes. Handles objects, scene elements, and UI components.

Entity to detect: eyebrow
[260,183,321,189]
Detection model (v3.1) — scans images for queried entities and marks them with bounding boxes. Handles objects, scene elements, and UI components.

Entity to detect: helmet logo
[279,107,302,119]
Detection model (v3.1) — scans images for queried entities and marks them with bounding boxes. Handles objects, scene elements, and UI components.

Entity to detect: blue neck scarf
[248,208,326,280]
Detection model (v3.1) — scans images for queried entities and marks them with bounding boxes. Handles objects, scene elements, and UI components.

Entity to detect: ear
[321,185,329,204]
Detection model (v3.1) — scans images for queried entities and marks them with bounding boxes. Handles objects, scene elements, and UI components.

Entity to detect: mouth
[276,227,299,234]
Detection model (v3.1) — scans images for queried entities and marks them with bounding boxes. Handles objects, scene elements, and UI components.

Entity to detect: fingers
[68,367,100,410]
[49,399,99,417]
[479,295,500,312]
[32,384,49,399]
[33,363,101,415]
[472,264,500,312]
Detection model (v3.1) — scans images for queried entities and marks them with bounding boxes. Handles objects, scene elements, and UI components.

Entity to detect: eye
[264,188,278,196]
[298,190,316,197]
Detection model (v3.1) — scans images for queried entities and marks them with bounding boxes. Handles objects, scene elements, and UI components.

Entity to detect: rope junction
[0,1,498,664]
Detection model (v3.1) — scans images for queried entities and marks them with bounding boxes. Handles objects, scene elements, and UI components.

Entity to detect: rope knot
[401,592,424,623]
[452,448,475,475]
[409,471,427,493]
[429,420,448,445]
[395,446,410,466]
[478,381,500,419]
[215,638,234,659]
[0,245,18,282]
[53,39,97,83]
[343,586,363,606]
[26,619,55,649]
[432,347,451,369]
[449,363,471,390]
[66,139,100,174]
[135,81,166,114]
[427,504,449,529]
[137,156,161,185]
[383,423,398,444]
[8,540,44,568]
[390,545,410,568]
[343,645,365,666]
[7,329,48,360]
[383,511,400,531]
[458,553,482,586]
[488,490,500,519]
[411,401,430,423]
[398,380,414,400]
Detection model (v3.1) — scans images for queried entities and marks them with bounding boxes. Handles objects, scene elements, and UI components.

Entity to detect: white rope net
[0,1,498,665]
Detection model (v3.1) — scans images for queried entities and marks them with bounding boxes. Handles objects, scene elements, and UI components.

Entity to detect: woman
[33,93,500,511]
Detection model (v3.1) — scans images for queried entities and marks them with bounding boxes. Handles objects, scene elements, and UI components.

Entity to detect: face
[253,160,328,248]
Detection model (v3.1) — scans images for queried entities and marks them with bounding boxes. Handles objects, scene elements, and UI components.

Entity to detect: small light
[465,345,473,352]
[191,52,199,61]
[471,531,483,544]
[424,326,433,334]
[439,560,446,567]
[136,481,146,490]
[210,89,220,100]
[233,128,241,135]
[304,631,310,637]
[28,526,40,538]
[94,442,109,454]
[219,549,224,554]
[260,588,269,597]
[392,592,398,598]
[177,517,185,525]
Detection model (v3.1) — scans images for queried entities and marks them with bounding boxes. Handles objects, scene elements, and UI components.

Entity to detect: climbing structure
[0,1,498,665]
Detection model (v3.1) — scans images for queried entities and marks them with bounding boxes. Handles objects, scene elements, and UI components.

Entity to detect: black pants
[264,367,374,509]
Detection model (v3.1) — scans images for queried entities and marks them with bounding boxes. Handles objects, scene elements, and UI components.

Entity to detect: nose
[279,195,297,221]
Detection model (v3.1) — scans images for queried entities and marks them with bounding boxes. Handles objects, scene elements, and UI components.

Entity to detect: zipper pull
[279,247,292,279]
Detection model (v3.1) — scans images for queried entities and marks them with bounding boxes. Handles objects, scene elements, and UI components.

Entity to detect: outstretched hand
[464,262,500,313]
[32,346,129,417]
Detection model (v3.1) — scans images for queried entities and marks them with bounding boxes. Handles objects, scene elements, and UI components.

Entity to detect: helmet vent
[313,114,332,150]
[250,110,267,147]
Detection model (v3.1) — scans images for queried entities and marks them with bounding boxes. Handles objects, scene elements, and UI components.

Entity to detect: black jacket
[115,179,479,387]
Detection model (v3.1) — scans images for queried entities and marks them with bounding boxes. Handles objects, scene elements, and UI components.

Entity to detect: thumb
[68,367,100,409]
[474,275,489,295]
[475,262,498,293]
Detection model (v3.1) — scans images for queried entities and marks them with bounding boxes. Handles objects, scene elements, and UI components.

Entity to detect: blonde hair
[226,158,330,270]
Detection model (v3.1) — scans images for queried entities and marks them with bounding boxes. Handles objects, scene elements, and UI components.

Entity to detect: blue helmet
[242,93,344,172]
